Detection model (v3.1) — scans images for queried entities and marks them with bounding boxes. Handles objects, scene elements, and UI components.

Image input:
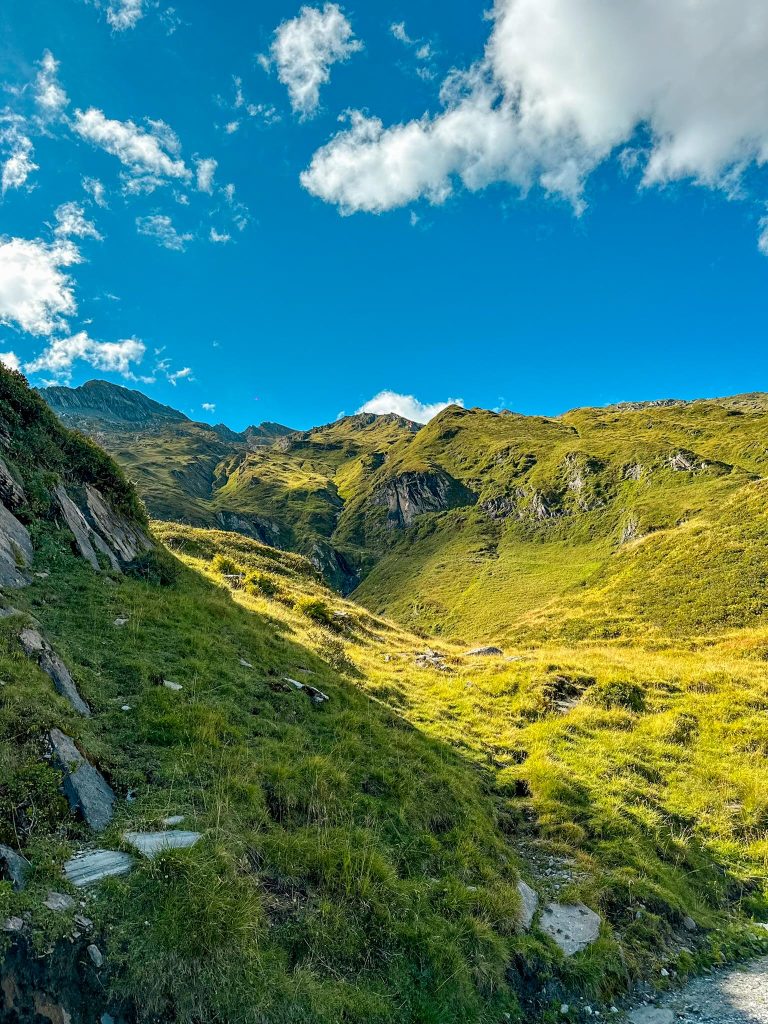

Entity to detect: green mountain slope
[40,382,768,646]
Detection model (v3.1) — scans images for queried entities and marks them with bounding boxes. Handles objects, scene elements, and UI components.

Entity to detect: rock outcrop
[0,499,33,588]
[539,902,602,956]
[49,729,115,832]
[55,484,152,572]
[19,629,91,717]
[373,469,476,528]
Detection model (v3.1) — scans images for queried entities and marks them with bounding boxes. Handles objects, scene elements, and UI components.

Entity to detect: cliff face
[372,469,476,528]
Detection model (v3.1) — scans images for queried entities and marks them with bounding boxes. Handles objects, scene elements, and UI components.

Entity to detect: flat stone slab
[44,891,75,912]
[20,629,91,717]
[628,1010,674,1024]
[516,879,539,931]
[123,830,202,859]
[465,646,504,656]
[283,677,329,704]
[63,849,135,887]
[50,729,115,832]
[0,843,31,891]
[539,902,602,956]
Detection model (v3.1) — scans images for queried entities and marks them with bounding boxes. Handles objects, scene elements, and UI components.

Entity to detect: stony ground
[624,957,768,1023]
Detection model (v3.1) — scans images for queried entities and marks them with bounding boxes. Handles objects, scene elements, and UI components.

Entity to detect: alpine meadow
[4,1,768,1022]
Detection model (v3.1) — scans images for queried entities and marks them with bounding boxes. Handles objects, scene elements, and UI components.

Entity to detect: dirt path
[623,957,768,1023]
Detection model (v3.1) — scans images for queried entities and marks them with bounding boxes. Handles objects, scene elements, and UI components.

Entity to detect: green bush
[587,679,646,712]
[212,553,239,576]
[125,548,182,587]
[297,596,334,626]
[246,572,279,598]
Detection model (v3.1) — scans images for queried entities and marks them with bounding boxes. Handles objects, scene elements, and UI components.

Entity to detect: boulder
[63,849,134,887]
[539,902,602,956]
[516,879,539,931]
[0,499,33,588]
[19,629,91,717]
[44,892,75,912]
[49,729,115,832]
[0,844,31,891]
[123,830,202,858]
[465,646,504,657]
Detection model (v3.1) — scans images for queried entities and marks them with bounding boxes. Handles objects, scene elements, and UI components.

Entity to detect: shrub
[297,596,333,626]
[125,548,182,587]
[212,553,239,576]
[246,573,279,598]
[587,679,646,713]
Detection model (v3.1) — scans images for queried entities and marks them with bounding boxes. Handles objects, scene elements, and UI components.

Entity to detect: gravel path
[625,957,768,1023]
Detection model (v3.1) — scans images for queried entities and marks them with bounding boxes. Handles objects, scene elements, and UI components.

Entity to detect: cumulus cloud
[303,0,768,231]
[209,228,230,244]
[201,402,216,412]
[136,214,193,251]
[24,331,145,380]
[107,0,145,31]
[82,176,107,207]
[35,50,69,118]
[269,3,362,118]
[0,237,80,336]
[167,365,192,385]
[73,108,190,184]
[357,390,463,424]
[0,352,20,372]
[54,202,103,240]
[195,157,217,193]
[1,128,37,195]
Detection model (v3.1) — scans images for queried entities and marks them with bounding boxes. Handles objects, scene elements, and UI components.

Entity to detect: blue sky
[1,0,767,430]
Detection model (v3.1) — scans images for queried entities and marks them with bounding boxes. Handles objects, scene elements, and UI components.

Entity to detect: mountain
[5,365,768,1021]
[40,381,768,643]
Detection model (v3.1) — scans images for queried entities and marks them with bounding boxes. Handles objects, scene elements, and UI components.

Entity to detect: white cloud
[390,22,411,44]
[195,157,217,193]
[25,331,145,380]
[209,227,230,244]
[1,128,37,195]
[54,202,103,240]
[357,390,463,424]
[107,0,145,31]
[201,402,216,412]
[0,352,20,372]
[270,3,362,118]
[167,365,192,385]
[35,50,69,118]
[224,120,240,135]
[73,108,190,183]
[0,236,80,336]
[303,0,768,232]
[82,176,107,207]
[136,214,193,251]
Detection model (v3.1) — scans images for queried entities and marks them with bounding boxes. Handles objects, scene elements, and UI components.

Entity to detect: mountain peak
[40,379,190,430]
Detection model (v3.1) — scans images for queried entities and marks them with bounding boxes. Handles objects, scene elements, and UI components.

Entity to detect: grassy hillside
[4,365,768,1020]
[41,383,768,646]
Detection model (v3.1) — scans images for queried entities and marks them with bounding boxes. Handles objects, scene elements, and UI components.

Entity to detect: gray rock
[2,916,24,932]
[50,729,115,832]
[19,628,90,717]
[282,677,329,704]
[0,843,31,891]
[63,849,135,887]
[55,485,104,571]
[516,879,539,931]
[162,679,183,691]
[85,485,152,563]
[87,943,104,968]
[123,830,202,858]
[682,915,697,932]
[0,455,25,510]
[0,498,33,588]
[465,646,504,657]
[539,902,602,956]
[44,891,75,912]
[162,815,185,826]
[628,1010,674,1024]
[372,469,476,529]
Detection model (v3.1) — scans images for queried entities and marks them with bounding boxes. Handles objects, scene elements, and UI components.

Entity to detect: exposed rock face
[619,515,641,545]
[55,484,152,573]
[307,540,358,594]
[0,844,31,891]
[373,469,476,528]
[539,902,602,956]
[19,629,91,717]
[0,499,33,588]
[214,510,283,547]
[49,729,115,832]
[465,646,504,657]
[0,456,25,510]
[516,880,539,931]
[40,378,190,432]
